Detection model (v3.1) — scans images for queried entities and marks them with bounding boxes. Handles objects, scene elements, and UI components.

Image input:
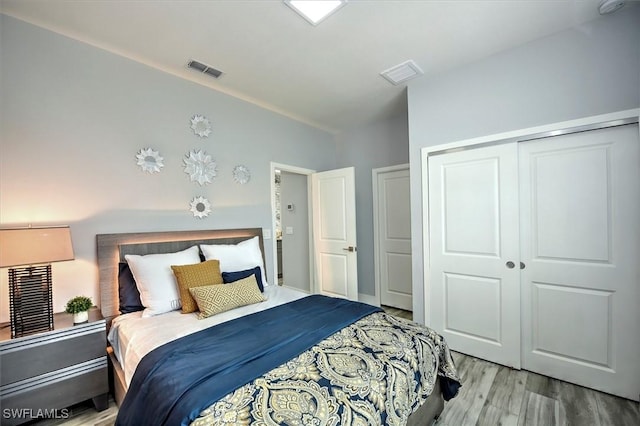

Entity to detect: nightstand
[0,307,108,425]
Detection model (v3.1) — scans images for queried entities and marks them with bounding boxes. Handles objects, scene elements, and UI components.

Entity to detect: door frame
[270,162,315,292]
[372,163,410,308]
[419,108,639,328]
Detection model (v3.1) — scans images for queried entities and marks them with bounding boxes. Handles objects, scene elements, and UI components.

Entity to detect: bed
[97,228,460,425]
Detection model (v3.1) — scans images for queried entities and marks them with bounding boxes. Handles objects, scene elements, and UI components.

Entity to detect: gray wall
[0,15,337,321]
[407,8,640,323]
[280,171,310,292]
[336,113,410,298]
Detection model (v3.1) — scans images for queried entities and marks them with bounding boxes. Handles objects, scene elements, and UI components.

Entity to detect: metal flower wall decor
[135,148,164,173]
[232,165,251,184]
[183,149,217,185]
[190,196,212,219]
[190,114,212,138]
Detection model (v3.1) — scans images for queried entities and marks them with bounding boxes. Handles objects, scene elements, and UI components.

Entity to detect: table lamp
[0,226,75,338]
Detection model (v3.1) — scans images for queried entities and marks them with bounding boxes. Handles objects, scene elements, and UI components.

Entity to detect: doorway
[271,163,359,300]
[271,163,314,293]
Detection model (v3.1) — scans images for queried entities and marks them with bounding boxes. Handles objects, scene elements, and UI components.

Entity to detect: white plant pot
[73,310,89,324]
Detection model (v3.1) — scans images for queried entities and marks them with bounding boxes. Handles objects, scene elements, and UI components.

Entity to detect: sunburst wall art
[135,148,164,173]
[190,114,212,138]
[183,149,217,185]
[190,196,212,219]
[232,165,251,184]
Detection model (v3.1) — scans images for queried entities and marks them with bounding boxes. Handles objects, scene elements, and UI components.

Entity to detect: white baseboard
[358,293,378,306]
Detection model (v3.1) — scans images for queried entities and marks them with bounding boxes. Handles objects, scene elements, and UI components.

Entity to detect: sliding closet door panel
[520,124,640,401]
[428,143,521,368]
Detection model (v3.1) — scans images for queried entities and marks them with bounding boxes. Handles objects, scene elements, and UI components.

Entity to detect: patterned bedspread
[191,312,460,426]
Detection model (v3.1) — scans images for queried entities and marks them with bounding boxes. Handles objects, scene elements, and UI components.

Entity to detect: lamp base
[8,265,54,338]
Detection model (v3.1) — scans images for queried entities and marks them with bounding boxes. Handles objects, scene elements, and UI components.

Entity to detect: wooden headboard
[96,228,265,319]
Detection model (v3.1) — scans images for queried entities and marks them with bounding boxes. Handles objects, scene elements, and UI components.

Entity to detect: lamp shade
[0,226,75,268]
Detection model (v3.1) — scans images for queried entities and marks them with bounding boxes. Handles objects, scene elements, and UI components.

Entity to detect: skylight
[284,0,347,25]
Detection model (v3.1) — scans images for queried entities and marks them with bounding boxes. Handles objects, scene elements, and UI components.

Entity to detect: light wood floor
[381,304,413,320]
[382,305,639,425]
[32,306,638,426]
[440,351,639,426]
[26,397,118,426]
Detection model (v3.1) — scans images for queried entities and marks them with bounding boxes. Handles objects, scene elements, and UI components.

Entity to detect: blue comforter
[115,295,381,426]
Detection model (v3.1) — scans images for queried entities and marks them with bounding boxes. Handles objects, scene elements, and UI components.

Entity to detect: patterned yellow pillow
[189,275,266,319]
[171,260,223,314]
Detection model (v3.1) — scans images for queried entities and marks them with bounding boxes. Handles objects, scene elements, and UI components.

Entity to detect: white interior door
[519,124,640,400]
[374,166,412,310]
[428,143,521,368]
[311,167,358,300]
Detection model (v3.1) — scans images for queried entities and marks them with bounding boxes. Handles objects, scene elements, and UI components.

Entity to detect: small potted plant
[65,296,93,324]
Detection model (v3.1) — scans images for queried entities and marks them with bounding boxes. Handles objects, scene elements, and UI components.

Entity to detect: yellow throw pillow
[189,275,266,319]
[171,260,223,314]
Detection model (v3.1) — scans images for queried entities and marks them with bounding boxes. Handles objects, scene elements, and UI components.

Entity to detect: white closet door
[519,124,640,400]
[428,143,521,368]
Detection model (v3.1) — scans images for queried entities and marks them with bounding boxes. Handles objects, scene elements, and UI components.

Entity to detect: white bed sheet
[107,285,308,386]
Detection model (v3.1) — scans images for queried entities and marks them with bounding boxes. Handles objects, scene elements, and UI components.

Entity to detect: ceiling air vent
[380,60,424,86]
[187,60,224,79]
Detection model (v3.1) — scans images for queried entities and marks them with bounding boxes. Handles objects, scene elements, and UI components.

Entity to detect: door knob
[343,246,356,252]
[506,261,515,269]
[520,262,526,270]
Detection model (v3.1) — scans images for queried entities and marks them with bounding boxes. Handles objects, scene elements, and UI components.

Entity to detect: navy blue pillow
[222,266,264,292]
[118,262,145,314]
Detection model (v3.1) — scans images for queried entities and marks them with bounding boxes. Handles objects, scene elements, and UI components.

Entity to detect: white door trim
[270,162,315,291]
[419,108,639,327]
[372,163,410,308]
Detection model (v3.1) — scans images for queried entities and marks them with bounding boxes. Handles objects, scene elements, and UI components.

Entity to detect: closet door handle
[520,262,526,270]
[343,246,356,252]
[506,261,515,269]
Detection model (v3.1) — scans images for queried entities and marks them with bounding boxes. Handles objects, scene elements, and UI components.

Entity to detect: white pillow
[200,236,268,288]
[125,246,200,317]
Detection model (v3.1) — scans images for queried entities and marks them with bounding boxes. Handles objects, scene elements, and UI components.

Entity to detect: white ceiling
[1,1,611,134]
